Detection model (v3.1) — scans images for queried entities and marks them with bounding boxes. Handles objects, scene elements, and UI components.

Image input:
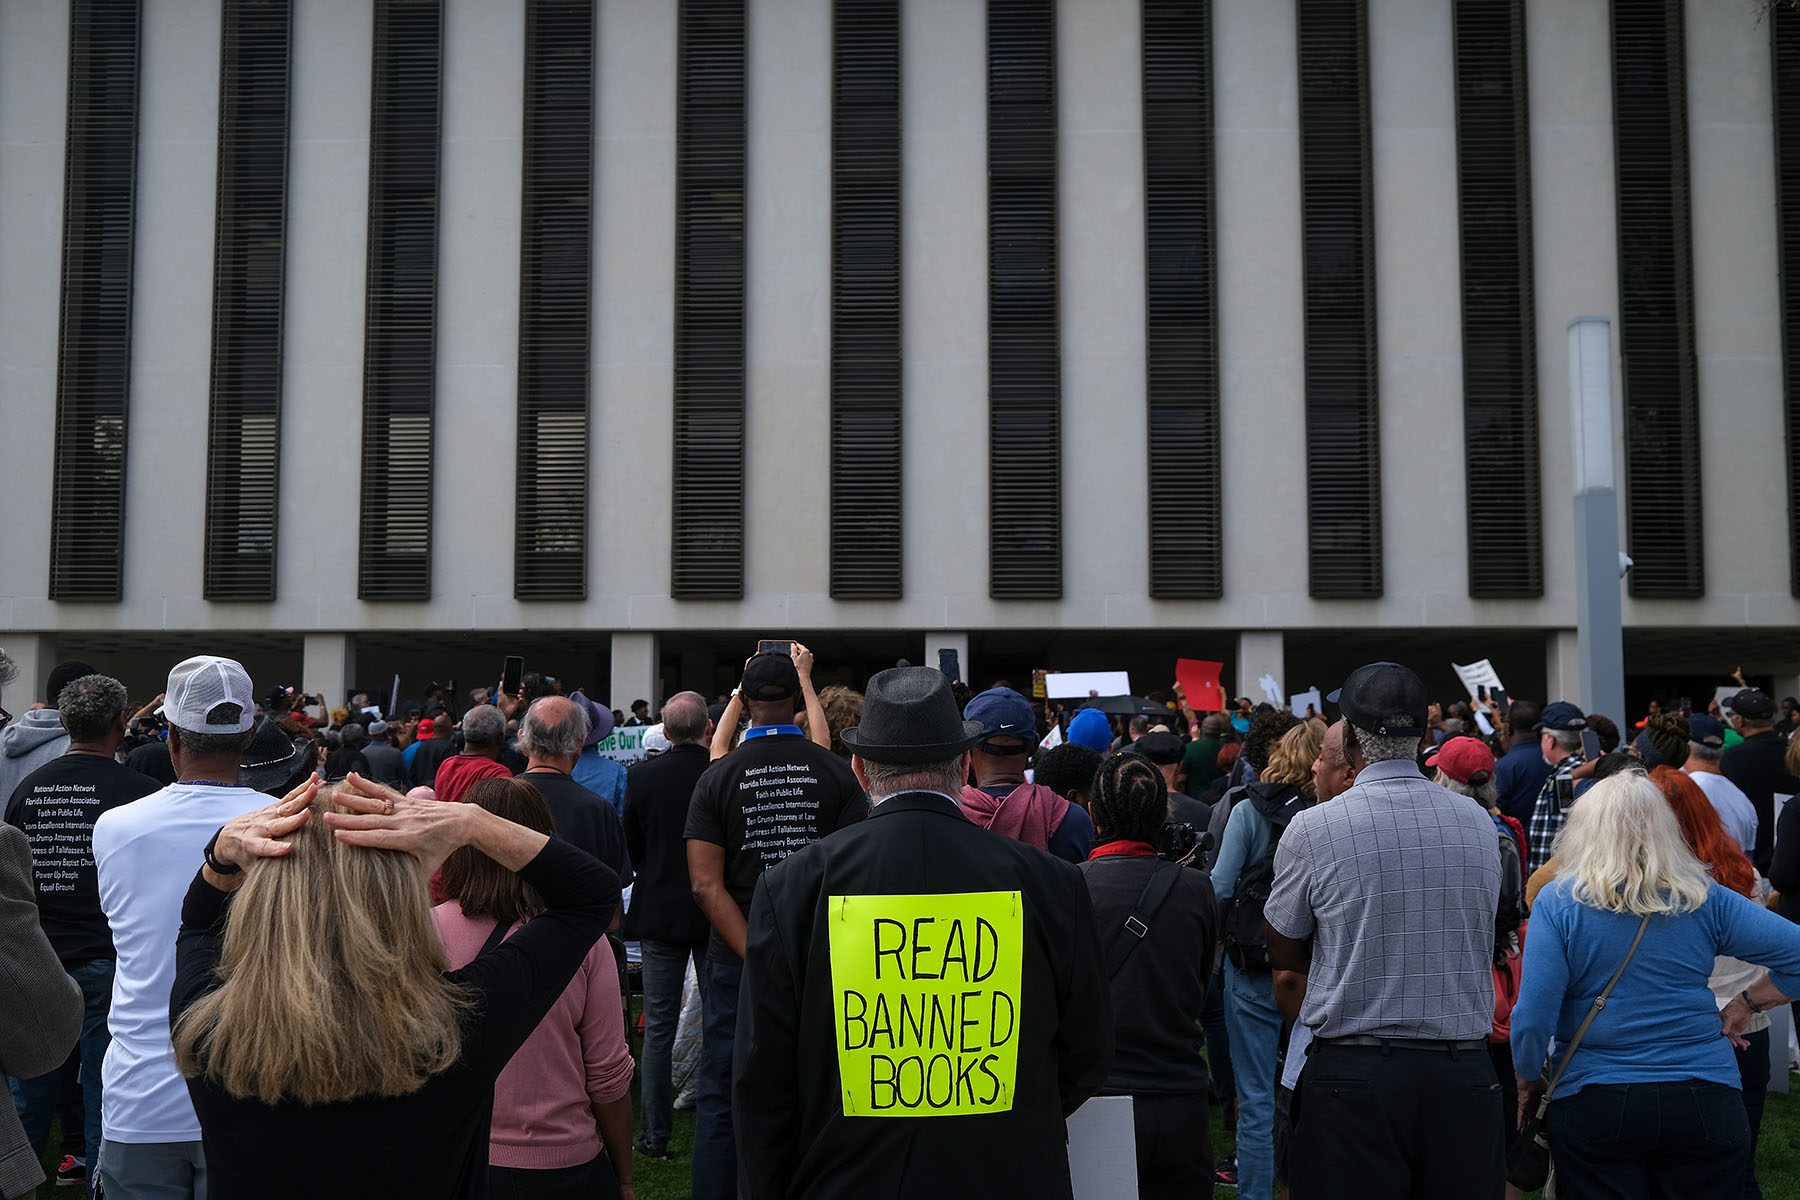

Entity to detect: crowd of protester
[4,639,1800,1199]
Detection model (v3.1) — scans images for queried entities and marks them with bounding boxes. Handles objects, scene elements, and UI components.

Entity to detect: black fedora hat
[840,667,986,765]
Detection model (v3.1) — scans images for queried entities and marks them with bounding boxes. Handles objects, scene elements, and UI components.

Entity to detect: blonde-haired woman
[1209,719,1323,1200]
[1510,772,1800,1199]
[170,773,618,1199]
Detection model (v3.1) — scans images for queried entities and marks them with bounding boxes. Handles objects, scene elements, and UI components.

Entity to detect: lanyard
[742,724,804,740]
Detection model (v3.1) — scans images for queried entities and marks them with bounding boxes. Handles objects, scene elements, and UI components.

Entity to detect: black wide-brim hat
[840,666,987,765]
[237,716,317,795]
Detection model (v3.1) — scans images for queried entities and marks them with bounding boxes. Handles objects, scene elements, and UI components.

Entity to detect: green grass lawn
[37,1032,1800,1199]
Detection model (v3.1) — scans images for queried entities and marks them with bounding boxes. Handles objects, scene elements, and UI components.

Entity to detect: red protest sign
[1175,659,1224,713]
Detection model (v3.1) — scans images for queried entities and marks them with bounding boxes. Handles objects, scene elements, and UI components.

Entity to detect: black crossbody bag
[1506,913,1651,1190]
[1105,861,1182,979]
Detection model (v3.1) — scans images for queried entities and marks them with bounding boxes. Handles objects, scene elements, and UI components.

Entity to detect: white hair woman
[170,773,619,1199]
[1509,772,1800,1199]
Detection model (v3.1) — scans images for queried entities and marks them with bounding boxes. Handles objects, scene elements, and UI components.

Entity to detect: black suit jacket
[621,743,712,942]
[734,791,1112,1200]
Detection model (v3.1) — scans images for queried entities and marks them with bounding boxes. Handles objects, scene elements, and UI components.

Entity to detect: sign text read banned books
[828,891,1023,1118]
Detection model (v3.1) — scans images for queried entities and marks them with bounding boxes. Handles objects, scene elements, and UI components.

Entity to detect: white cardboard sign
[1045,671,1133,700]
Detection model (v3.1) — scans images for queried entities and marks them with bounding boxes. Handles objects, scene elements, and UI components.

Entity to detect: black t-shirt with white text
[6,753,162,964]
[683,730,868,964]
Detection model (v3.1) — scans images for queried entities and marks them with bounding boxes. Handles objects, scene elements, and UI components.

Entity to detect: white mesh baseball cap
[160,655,256,734]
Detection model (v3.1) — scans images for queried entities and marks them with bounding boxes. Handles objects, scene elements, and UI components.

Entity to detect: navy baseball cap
[1533,702,1588,733]
[1688,713,1725,747]
[964,687,1037,752]
[1729,689,1775,720]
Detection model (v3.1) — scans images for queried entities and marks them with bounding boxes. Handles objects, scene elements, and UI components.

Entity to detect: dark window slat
[1613,0,1702,598]
[357,0,442,600]
[988,0,1060,600]
[1454,0,1541,598]
[672,0,746,600]
[50,0,141,601]
[830,0,902,599]
[1298,0,1381,599]
[1773,7,1800,595]
[204,0,291,601]
[515,0,595,601]
[1144,0,1220,599]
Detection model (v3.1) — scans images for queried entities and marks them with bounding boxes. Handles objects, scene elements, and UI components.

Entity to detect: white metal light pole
[1568,317,1626,724]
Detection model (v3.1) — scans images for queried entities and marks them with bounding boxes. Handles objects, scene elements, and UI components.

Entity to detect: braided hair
[1089,752,1172,845]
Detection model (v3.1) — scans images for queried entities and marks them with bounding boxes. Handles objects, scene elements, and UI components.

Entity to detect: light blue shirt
[1211,796,1271,905]
[1512,879,1800,1098]
[573,748,628,817]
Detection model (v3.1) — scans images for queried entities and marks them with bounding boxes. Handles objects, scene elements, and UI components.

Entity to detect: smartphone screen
[1581,729,1602,760]
[1554,775,1576,806]
[501,656,525,696]
[938,648,961,682]
[757,639,793,657]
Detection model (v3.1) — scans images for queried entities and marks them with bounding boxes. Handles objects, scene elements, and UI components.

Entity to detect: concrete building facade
[3,0,1799,714]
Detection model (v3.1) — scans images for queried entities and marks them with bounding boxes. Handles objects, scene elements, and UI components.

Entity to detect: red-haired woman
[1651,765,1767,1198]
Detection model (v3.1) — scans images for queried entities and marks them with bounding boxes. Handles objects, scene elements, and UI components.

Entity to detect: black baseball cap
[1729,689,1775,720]
[1327,662,1429,738]
[741,653,801,702]
[1135,731,1185,766]
[1533,702,1588,733]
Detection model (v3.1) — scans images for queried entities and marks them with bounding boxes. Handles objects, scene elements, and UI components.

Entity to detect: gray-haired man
[518,696,632,887]
[1264,662,1505,1200]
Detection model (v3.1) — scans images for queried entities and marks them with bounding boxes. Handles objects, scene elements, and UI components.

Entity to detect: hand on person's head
[325,772,479,874]
[213,775,319,871]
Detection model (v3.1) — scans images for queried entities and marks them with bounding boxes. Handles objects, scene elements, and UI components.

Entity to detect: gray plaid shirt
[1263,758,1503,1041]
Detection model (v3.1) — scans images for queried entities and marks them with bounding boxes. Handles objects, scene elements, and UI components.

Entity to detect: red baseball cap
[1425,735,1495,785]
[416,717,436,739]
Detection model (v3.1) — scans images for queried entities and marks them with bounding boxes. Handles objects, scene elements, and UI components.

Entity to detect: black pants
[1288,1040,1503,1200]
[1548,1080,1750,1200]
[1735,1029,1771,1200]
[1131,1091,1213,1200]
[488,1153,620,1200]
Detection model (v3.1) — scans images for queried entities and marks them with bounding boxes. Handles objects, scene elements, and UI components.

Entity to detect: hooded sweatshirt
[961,782,1071,851]
[0,709,69,809]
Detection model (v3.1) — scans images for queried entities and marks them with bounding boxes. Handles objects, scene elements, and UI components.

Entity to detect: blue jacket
[1513,879,1800,1098]
[1494,740,1552,828]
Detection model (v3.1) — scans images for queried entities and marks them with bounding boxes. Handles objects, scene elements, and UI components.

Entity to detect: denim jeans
[13,958,114,1198]
[638,938,708,1151]
[690,956,742,1200]
[1223,958,1281,1200]
[1548,1080,1749,1200]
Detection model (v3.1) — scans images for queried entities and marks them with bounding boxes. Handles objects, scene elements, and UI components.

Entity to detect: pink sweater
[433,903,635,1170]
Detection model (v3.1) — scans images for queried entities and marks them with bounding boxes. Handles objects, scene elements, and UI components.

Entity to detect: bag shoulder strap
[1105,861,1183,979]
[1536,914,1652,1102]
[478,916,512,959]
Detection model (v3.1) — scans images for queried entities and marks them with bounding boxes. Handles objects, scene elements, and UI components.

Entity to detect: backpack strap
[1106,861,1183,979]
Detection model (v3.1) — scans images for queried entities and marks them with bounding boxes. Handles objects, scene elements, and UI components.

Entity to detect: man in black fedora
[733,666,1112,1200]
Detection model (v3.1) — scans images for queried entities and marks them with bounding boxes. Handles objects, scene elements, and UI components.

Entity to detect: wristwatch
[203,827,243,877]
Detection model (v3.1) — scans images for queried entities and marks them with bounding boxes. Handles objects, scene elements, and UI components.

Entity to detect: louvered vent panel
[1612,0,1702,598]
[516,0,594,600]
[1143,0,1219,600]
[988,0,1060,600]
[1776,6,1800,595]
[671,0,747,600]
[1453,0,1540,599]
[1297,0,1380,599]
[357,0,442,600]
[49,0,141,601]
[204,0,291,601]
[829,0,902,600]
